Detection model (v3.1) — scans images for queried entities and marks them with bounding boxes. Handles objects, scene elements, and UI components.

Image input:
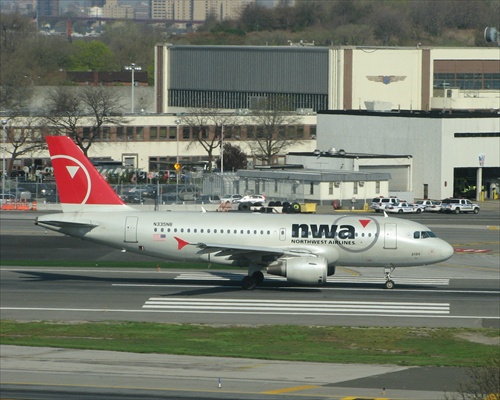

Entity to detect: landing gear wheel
[252,271,264,284]
[241,276,257,290]
[384,266,396,289]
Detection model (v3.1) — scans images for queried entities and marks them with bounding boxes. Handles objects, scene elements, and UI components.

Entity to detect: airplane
[36,136,455,290]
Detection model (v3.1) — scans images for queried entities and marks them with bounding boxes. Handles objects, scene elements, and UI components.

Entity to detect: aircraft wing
[189,240,318,259]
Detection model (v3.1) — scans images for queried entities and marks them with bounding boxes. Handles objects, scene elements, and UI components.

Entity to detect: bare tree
[182,107,241,172]
[1,116,47,177]
[248,97,303,165]
[444,355,499,400]
[43,85,127,156]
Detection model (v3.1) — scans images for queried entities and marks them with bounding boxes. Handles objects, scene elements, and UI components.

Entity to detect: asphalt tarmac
[1,203,499,399]
[0,345,469,400]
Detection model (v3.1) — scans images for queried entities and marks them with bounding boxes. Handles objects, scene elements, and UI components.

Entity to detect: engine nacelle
[267,256,330,285]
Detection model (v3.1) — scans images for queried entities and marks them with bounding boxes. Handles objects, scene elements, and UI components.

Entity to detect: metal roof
[237,169,390,183]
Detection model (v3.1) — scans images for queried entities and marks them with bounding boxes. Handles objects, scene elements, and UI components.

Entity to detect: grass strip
[1,321,498,367]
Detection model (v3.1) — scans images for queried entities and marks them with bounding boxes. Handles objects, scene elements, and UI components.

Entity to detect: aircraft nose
[441,242,455,261]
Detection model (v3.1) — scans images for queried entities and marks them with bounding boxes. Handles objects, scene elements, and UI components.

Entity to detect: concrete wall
[317,112,500,200]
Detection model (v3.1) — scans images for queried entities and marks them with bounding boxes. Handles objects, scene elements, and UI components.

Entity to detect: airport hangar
[153,44,499,201]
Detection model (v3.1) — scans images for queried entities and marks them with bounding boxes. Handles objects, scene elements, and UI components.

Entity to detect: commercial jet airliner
[36,136,455,290]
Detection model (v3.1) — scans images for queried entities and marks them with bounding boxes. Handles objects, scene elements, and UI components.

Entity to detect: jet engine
[267,256,333,285]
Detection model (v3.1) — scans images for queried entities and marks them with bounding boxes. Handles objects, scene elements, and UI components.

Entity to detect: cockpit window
[414,231,437,239]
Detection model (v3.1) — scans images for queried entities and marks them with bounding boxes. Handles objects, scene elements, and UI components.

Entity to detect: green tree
[69,40,113,71]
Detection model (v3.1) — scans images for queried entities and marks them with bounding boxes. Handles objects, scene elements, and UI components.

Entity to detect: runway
[1,266,499,328]
[1,208,499,399]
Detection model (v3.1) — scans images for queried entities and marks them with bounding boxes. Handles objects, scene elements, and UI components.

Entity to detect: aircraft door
[279,228,286,241]
[384,223,397,249]
[125,216,138,243]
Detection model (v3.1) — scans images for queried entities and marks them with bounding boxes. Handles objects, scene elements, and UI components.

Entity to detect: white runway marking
[142,297,450,316]
[174,272,450,286]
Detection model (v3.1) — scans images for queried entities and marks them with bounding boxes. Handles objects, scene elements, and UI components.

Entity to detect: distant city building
[37,0,59,16]
[150,0,245,22]
[102,0,134,19]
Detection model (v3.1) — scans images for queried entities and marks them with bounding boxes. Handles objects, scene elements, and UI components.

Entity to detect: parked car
[370,197,401,212]
[386,201,422,213]
[221,194,243,203]
[0,193,16,205]
[196,194,221,204]
[122,193,144,204]
[161,193,179,204]
[238,194,266,204]
[8,187,32,200]
[177,185,201,201]
[441,198,480,214]
[414,199,442,212]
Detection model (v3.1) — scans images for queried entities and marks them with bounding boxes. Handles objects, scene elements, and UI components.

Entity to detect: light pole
[175,119,181,201]
[124,63,141,113]
[220,125,224,174]
[1,119,10,194]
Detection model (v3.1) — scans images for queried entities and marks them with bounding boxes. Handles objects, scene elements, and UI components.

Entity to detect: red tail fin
[46,136,128,211]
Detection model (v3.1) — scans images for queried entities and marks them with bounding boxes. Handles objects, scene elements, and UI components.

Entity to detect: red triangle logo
[174,237,189,250]
[359,219,371,228]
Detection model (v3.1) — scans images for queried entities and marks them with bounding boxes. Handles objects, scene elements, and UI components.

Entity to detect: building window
[116,127,125,141]
[296,125,304,139]
[150,127,158,140]
[247,126,255,139]
[309,182,314,195]
[376,181,380,194]
[310,125,316,139]
[136,127,144,141]
[329,182,333,195]
[102,127,110,141]
[168,126,176,140]
[126,126,134,140]
[159,127,167,140]
[354,182,358,195]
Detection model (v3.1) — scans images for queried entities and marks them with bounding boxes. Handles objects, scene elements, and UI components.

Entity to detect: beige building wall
[329,47,499,112]
[150,0,245,21]
[102,0,134,19]
[351,48,423,111]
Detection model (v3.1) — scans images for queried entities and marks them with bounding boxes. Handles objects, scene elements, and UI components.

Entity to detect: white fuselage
[37,211,454,269]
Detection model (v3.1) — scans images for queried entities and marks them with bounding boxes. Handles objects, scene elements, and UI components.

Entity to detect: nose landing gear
[384,266,396,289]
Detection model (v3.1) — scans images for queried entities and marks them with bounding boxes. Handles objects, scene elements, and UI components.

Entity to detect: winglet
[46,136,132,212]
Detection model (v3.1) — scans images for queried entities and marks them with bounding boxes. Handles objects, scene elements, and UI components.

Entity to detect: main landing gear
[384,266,396,289]
[241,271,264,290]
